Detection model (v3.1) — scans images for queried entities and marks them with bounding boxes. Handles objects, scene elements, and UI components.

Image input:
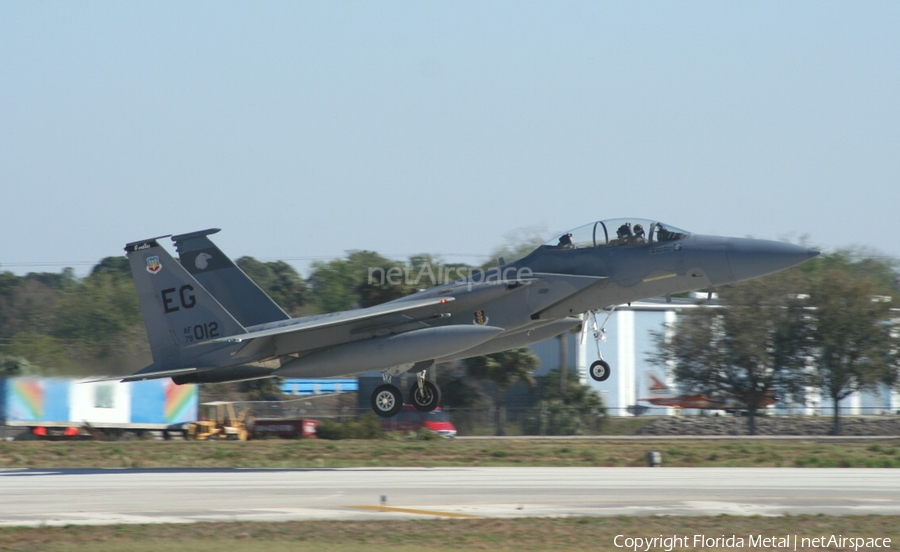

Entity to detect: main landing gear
[371,383,403,417]
[582,307,615,382]
[371,370,442,418]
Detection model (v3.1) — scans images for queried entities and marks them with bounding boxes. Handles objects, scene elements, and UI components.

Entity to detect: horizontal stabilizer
[82,367,207,384]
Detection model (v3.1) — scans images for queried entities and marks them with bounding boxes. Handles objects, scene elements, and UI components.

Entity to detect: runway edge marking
[349,505,480,519]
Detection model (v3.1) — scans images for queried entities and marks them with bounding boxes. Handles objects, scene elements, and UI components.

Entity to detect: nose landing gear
[589,359,611,382]
[582,307,616,382]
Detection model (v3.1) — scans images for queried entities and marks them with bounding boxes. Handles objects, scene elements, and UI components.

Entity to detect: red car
[380,405,457,437]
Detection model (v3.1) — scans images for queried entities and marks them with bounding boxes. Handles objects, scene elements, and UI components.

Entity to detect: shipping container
[0,376,198,439]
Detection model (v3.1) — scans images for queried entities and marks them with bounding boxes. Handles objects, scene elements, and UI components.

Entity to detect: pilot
[633,224,646,244]
[614,223,633,245]
[557,233,574,249]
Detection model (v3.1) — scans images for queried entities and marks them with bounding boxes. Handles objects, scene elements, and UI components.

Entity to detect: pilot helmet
[633,224,644,235]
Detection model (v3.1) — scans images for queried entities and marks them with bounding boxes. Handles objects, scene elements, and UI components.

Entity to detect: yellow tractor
[187,401,250,441]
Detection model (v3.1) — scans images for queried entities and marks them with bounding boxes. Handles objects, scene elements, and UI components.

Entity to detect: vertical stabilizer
[645,370,676,398]
[125,236,246,369]
[172,229,290,327]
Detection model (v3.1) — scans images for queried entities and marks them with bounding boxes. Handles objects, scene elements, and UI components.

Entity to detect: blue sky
[2,2,898,277]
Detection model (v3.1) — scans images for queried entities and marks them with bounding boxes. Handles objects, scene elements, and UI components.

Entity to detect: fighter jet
[121,218,818,417]
[639,371,776,412]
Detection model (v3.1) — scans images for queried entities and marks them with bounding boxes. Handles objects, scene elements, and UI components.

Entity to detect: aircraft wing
[527,273,610,320]
[83,367,209,384]
[203,296,456,360]
[208,297,454,344]
[118,367,209,383]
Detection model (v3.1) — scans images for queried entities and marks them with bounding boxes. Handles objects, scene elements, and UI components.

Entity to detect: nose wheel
[582,307,616,383]
[371,383,403,417]
[589,360,611,382]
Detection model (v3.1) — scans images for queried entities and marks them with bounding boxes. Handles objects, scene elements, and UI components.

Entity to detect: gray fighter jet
[121,218,818,417]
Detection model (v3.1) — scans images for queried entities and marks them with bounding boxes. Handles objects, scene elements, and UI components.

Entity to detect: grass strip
[2,438,900,469]
[1,515,898,552]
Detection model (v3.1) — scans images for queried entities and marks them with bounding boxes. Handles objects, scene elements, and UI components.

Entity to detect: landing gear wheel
[409,380,441,412]
[589,360,611,382]
[371,384,403,417]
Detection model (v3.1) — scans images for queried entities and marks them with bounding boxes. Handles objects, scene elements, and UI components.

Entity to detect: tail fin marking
[125,237,246,370]
[645,371,676,398]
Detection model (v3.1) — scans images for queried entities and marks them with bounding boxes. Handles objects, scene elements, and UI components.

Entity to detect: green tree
[533,369,606,435]
[435,362,491,435]
[0,354,35,376]
[24,268,78,292]
[0,279,60,338]
[0,268,21,298]
[464,348,538,435]
[651,270,811,435]
[484,225,548,267]
[52,272,141,361]
[358,254,473,308]
[437,362,490,409]
[0,268,143,375]
[356,257,418,308]
[5,332,73,375]
[235,257,308,315]
[806,267,898,434]
[90,256,132,279]
[239,377,285,401]
[798,248,899,295]
[308,251,401,312]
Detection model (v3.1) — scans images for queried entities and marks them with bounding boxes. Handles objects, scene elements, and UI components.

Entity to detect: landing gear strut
[582,307,616,382]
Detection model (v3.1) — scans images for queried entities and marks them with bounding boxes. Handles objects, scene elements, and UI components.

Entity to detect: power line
[0,252,494,270]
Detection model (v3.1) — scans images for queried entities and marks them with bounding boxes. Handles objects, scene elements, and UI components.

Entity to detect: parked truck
[0,376,198,440]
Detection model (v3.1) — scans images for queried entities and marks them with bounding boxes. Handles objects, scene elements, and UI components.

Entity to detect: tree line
[651,250,900,435]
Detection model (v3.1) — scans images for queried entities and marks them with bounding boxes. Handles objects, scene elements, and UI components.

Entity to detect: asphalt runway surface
[1,467,899,526]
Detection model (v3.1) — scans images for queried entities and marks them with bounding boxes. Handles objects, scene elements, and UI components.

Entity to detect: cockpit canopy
[542,218,690,250]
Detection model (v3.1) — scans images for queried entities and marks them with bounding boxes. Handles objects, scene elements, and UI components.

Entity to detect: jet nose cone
[727,238,818,283]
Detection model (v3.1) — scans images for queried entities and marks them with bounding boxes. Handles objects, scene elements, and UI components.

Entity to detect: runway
[1,467,899,526]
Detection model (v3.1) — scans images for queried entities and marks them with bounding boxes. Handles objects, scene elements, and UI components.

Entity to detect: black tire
[589,360,611,382]
[409,380,441,412]
[371,384,403,417]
